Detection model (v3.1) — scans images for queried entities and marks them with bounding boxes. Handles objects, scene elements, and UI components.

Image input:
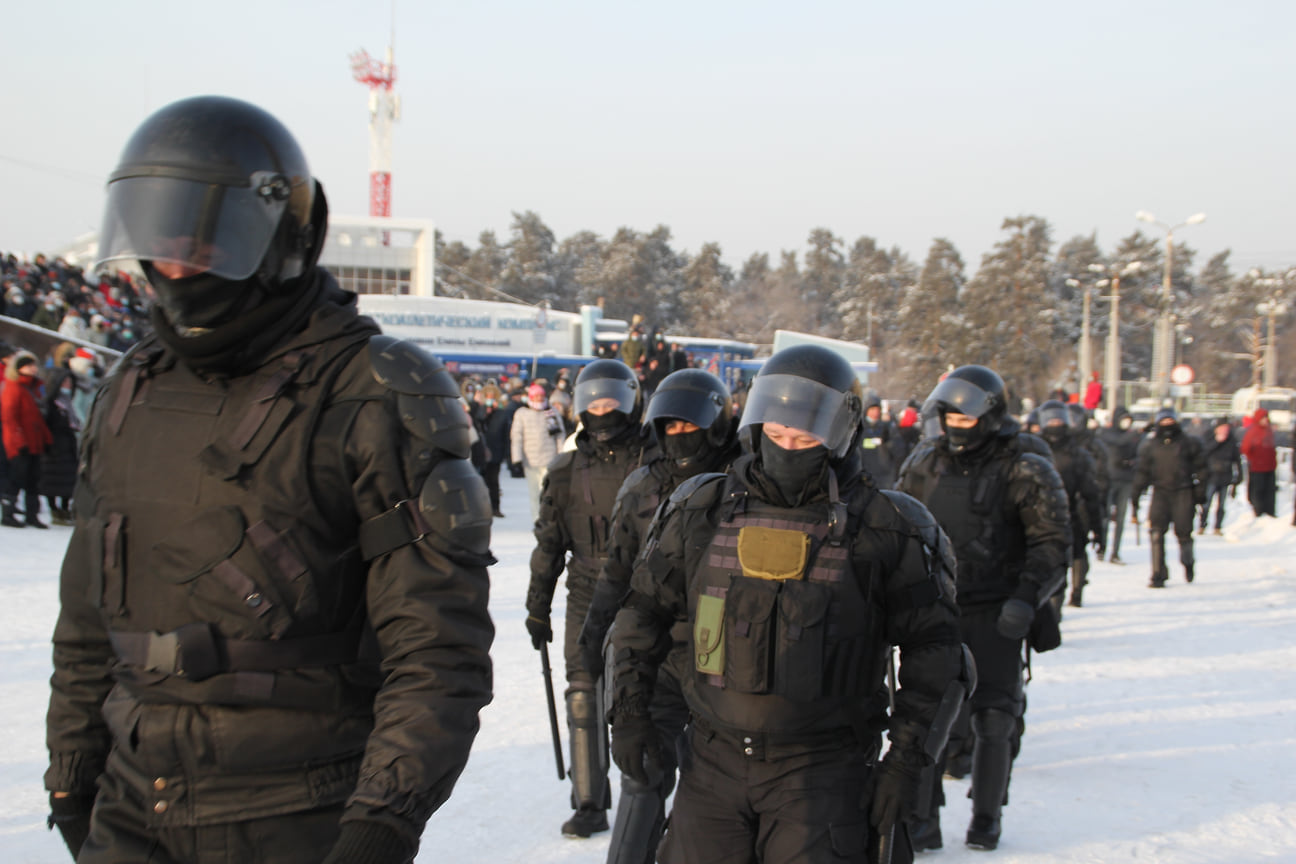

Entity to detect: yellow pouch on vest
[737,526,811,581]
[694,594,726,675]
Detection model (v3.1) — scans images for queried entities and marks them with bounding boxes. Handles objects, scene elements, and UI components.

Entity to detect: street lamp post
[1135,211,1206,399]
[1066,278,1093,396]
[1090,261,1141,415]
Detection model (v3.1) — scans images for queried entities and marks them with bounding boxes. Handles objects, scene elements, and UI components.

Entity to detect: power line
[0,153,102,186]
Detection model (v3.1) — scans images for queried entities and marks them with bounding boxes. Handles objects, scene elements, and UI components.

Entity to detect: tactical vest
[564,442,645,579]
[82,310,378,708]
[685,475,886,735]
[923,445,1024,602]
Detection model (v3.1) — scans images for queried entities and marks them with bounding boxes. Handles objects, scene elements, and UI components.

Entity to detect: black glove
[996,598,1035,640]
[1229,484,1237,499]
[1091,532,1106,555]
[1193,484,1207,507]
[47,793,94,861]
[610,709,662,786]
[869,749,923,832]
[322,820,417,864]
[525,613,552,650]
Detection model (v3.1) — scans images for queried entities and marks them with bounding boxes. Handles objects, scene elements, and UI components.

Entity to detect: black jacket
[1134,424,1206,499]
[897,425,1071,609]
[1099,422,1143,486]
[1201,433,1242,486]
[45,274,494,848]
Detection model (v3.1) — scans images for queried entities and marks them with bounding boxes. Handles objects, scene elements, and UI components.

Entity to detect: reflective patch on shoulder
[369,334,460,397]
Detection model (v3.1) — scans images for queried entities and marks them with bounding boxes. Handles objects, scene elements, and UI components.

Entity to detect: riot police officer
[525,359,651,838]
[1133,408,1206,586]
[609,345,971,864]
[44,96,495,864]
[1037,400,1104,609]
[578,369,740,864]
[1099,407,1143,563]
[896,365,1070,851]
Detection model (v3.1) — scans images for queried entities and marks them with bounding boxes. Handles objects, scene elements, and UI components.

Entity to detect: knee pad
[971,708,1015,740]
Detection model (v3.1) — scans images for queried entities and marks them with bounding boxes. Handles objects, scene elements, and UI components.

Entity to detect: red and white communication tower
[350,44,400,220]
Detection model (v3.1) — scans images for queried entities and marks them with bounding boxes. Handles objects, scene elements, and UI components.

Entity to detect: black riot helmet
[738,344,864,460]
[1036,399,1071,446]
[574,359,643,441]
[644,369,734,470]
[1066,403,1089,431]
[924,365,1007,454]
[96,96,325,329]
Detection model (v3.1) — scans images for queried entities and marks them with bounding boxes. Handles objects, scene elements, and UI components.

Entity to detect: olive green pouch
[694,593,726,675]
[737,526,810,581]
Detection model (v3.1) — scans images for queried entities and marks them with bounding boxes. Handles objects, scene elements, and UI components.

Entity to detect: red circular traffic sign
[1170,364,1195,385]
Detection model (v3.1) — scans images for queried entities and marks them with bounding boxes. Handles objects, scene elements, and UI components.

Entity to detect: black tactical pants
[960,605,1025,718]
[1107,481,1133,556]
[79,765,344,864]
[1148,487,1195,578]
[660,728,881,864]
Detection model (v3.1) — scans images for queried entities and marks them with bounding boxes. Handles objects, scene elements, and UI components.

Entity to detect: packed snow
[3,470,1295,863]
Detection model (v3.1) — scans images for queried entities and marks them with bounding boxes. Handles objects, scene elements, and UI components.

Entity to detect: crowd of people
[3,251,148,352]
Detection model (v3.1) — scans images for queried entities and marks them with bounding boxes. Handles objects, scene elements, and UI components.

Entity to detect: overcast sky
[3,0,1293,276]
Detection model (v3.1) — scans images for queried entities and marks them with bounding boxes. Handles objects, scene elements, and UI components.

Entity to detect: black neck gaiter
[758,443,829,507]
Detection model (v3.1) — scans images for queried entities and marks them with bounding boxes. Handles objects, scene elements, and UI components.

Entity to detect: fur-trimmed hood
[4,349,37,382]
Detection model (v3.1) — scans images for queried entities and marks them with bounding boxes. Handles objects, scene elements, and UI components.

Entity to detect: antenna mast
[350,11,399,224]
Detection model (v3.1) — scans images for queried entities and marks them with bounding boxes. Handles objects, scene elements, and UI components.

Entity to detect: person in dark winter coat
[611,345,970,864]
[2,349,53,528]
[1133,408,1207,587]
[39,367,81,525]
[473,380,511,517]
[859,394,906,489]
[525,360,651,839]
[578,369,740,864]
[1199,419,1242,534]
[1099,408,1143,563]
[897,366,1070,852]
[1240,408,1278,517]
[44,96,493,864]
[1037,401,1104,608]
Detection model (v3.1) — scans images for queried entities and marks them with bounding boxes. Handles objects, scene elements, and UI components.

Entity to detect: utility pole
[1136,212,1206,399]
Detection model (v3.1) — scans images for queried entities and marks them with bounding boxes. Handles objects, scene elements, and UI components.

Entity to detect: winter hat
[68,348,96,378]
[527,383,548,409]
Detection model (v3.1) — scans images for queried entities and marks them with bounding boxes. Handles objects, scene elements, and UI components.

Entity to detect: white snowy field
[3,472,1296,863]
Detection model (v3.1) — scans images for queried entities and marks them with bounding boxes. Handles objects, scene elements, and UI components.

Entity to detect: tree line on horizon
[434,211,1296,405]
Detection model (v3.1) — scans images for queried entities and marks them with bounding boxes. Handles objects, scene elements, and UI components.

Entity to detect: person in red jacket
[1239,408,1278,518]
[2,349,53,528]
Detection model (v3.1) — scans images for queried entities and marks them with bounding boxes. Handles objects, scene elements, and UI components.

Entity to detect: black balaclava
[1156,421,1181,441]
[583,410,631,443]
[758,436,829,507]
[1041,424,1069,448]
[943,415,991,454]
[148,270,323,376]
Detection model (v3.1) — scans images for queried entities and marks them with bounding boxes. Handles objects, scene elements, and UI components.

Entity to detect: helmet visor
[644,387,725,430]
[738,374,855,453]
[574,375,639,415]
[925,376,997,419]
[96,173,286,280]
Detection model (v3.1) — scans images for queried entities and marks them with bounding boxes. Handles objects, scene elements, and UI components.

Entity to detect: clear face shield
[737,374,857,458]
[95,171,298,280]
[573,375,639,417]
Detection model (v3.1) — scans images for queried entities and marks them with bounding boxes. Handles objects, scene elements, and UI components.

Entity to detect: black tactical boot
[24,491,47,528]
[1,498,24,528]
[967,710,1014,851]
[909,817,943,852]
[562,806,610,838]
[1068,559,1087,607]
[1184,564,1194,583]
[1148,532,1168,588]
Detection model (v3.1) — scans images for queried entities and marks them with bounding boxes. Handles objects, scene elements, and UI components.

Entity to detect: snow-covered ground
[4,472,1296,863]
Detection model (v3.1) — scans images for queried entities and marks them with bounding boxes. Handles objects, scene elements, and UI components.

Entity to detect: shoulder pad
[368,335,470,460]
[547,450,578,476]
[369,334,460,398]
[616,464,654,507]
[1015,432,1053,459]
[1014,451,1066,491]
[419,457,494,563]
[877,489,958,598]
[667,471,727,509]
